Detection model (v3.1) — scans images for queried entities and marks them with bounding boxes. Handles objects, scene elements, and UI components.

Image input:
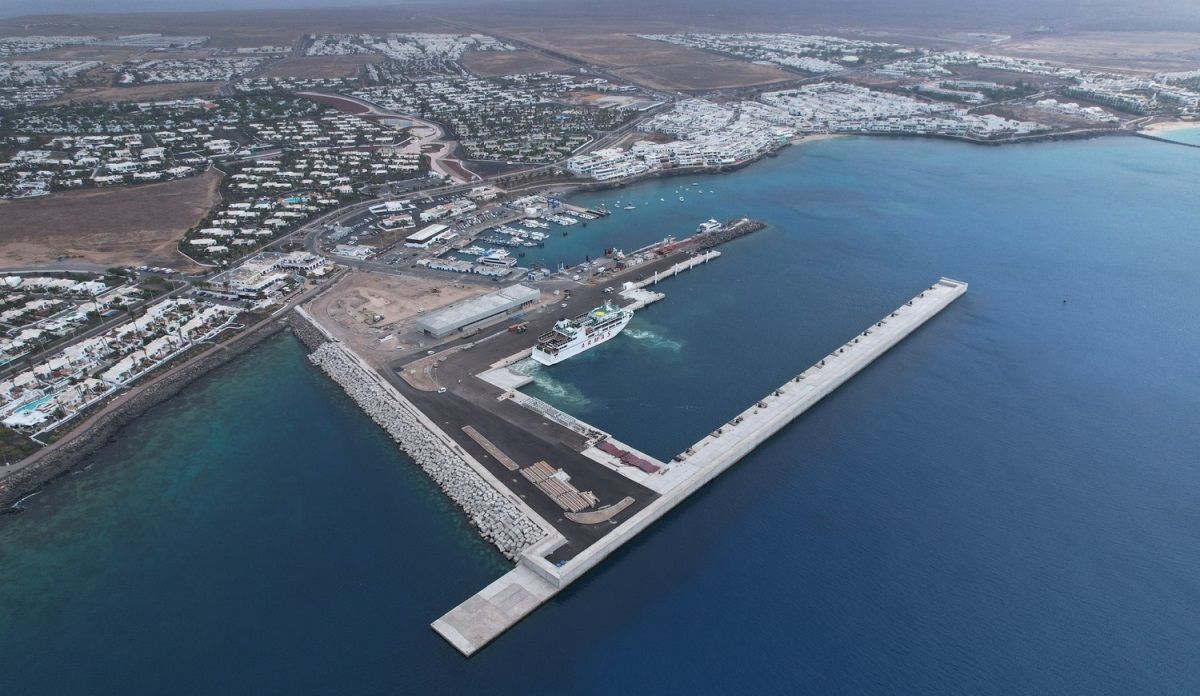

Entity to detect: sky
[2,0,1199,31]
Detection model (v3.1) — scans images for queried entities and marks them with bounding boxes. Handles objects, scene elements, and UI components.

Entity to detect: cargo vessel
[532,301,633,365]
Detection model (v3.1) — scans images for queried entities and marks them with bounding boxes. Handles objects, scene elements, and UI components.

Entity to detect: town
[0,16,1198,668]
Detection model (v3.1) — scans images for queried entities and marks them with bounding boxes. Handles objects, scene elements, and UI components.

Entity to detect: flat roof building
[416,284,540,338]
[405,223,455,248]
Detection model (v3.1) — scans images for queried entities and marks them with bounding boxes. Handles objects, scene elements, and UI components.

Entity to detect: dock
[433,277,968,655]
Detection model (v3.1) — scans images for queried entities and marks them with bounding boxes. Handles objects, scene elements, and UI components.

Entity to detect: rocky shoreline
[0,318,288,512]
[2,305,544,561]
[287,311,331,352]
[305,340,544,560]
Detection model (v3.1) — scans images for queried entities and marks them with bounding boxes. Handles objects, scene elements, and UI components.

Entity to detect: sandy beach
[793,133,849,145]
[1141,119,1200,136]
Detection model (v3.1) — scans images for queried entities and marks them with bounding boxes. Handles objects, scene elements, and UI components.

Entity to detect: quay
[432,277,968,655]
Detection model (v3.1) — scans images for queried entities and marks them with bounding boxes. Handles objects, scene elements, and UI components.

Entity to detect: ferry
[532,301,633,365]
[697,218,724,234]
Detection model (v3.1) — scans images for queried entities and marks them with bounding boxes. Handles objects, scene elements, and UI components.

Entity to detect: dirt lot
[306,271,492,363]
[257,54,380,79]
[615,58,795,91]
[51,81,224,104]
[9,45,143,63]
[496,31,793,91]
[996,32,1200,73]
[0,170,221,271]
[461,49,572,77]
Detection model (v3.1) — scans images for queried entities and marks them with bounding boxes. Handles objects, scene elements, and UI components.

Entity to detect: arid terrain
[306,271,491,362]
[461,49,572,77]
[49,81,224,104]
[489,31,796,91]
[257,54,381,79]
[995,31,1200,72]
[0,170,221,270]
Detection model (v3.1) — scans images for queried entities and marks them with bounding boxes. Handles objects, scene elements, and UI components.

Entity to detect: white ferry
[697,218,724,234]
[532,301,633,365]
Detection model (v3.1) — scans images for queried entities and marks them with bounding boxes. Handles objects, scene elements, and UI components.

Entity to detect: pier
[433,277,968,655]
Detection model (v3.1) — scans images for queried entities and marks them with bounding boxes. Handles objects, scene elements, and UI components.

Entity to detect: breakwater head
[433,278,968,656]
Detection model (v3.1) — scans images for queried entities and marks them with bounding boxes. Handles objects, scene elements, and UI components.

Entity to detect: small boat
[623,204,636,210]
[678,196,685,201]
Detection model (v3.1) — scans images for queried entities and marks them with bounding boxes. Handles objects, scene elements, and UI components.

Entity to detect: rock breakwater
[307,342,544,560]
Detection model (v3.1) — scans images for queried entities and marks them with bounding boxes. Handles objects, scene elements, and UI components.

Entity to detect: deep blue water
[3,136,1200,694]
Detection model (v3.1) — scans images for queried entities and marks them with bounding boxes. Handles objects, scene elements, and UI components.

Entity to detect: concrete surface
[433,277,968,656]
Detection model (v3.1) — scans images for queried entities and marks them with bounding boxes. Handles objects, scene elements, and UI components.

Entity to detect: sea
[2,133,1199,695]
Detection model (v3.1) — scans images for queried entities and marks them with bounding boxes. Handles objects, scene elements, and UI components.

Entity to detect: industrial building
[416,284,539,337]
[405,223,455,248]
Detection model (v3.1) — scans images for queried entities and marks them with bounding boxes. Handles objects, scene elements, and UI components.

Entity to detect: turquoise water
[3,136,1200,694]
[1157,126,1200,145]
[14,394,52,413]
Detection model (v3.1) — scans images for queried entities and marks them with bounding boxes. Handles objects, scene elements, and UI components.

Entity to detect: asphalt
[383,244,722,561]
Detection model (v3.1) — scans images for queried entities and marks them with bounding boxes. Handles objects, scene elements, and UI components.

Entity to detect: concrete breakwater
[306,341,545,560]
[434,278,968,656]
[0,319,288,512]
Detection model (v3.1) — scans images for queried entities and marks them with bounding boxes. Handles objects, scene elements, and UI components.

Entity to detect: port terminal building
[405,223,456,249]
[416,284,540,338]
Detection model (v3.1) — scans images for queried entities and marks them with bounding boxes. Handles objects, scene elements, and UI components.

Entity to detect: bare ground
[306,270,491,364]
[8,45,143,63]
[493,31,794,91]
[994,32,1200,73]
[461,49,572,77]
[614,59,796,91]
[0,170,222,271]
[257,54,380,79]
[51,81,224,104]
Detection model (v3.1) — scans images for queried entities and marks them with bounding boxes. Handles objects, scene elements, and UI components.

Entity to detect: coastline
[0,317,289,512]
[792,133,848,145]
[290,308,551,560]
[1141,119,1200,135]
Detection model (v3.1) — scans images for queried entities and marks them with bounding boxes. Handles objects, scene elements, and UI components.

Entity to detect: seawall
[0,317,288,511]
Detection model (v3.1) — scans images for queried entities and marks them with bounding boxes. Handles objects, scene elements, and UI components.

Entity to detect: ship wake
[510,359,593,412]
[624,327,683,353]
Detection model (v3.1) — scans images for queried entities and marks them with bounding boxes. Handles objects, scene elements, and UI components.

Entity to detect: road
[377,246,727,558]
[0,278,193,381]
[0,274,334,485]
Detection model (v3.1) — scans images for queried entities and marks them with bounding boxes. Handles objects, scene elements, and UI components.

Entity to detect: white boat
[697,218,724,234]
[532,301,633,365]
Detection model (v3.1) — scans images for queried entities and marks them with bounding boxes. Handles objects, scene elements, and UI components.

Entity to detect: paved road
[0,276,333,484]
[379,246,720,559]
[0,279,193,381]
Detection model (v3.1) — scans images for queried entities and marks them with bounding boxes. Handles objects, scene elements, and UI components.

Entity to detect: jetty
[432,277,968,655]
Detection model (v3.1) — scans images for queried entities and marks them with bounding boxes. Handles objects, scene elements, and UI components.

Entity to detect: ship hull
[531,313,632,365]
